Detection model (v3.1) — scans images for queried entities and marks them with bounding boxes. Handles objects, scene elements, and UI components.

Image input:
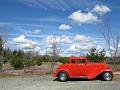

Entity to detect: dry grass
[0,73,17,79]
[2,63,13,70]
[109,64,120,72]
[108,64,120,81]
[0,62,61,78]
[113,74,120,81]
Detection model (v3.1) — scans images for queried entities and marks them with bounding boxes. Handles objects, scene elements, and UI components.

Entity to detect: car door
[76,59,87,76]
[69,59,78,76]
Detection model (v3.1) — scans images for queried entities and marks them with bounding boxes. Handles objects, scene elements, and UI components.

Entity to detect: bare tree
[100,21,120,64]
[0,26,7,72]
[0,34,3,72]
[23,42,36,72]
[48,36,61,73]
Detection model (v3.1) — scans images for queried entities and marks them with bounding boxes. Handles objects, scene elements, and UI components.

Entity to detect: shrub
[36,57,42,66]
[24,59,35,67]
[3,57,9,63]
[9,50,25,70]
[58,57,68,63]
[42,55,49,62]
[10,59,24,70]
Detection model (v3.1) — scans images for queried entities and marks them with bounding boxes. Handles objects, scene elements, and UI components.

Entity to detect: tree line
[0,41,106,71]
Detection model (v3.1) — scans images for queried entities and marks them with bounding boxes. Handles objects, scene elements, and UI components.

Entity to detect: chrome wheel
[103,72,113,81]
[58,72,68,82]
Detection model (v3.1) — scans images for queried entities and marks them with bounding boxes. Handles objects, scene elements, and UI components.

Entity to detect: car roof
[68,56,87,60]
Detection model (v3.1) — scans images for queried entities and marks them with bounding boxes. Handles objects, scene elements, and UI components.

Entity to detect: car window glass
[71,59,76,63]
[78,59,85,64]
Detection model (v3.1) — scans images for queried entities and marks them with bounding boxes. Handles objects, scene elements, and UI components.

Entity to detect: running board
[70,76,90,79]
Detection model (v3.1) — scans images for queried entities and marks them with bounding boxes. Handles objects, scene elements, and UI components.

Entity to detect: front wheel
[58,72,69,82]
[102,72,113,81]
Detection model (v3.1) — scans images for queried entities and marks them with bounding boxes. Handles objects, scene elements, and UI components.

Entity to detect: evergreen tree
[87,48,106,62]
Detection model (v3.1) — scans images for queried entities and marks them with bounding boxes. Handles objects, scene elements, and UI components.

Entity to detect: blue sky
[0,0,120,56]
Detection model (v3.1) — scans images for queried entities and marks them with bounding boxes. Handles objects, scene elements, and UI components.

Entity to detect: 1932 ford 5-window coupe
[53,56,113,82]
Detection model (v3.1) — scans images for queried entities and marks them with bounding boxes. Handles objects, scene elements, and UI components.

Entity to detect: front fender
[53,69,70,77]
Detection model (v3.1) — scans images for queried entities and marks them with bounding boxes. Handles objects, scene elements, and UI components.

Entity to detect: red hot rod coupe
[53,56,113,81]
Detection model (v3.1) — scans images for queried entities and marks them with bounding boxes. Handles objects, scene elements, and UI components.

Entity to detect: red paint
[53,56,112,79]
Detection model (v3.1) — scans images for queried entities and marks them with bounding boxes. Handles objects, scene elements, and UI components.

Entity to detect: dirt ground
[0,75,120,90]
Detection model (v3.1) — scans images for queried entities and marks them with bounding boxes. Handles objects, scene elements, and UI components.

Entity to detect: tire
[58,72,69,82]
[102,72,113,81]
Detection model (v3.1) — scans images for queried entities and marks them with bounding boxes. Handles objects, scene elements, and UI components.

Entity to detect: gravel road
[0,75,120,90]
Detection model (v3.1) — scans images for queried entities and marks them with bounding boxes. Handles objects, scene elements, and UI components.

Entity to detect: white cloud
[68,10,98,24]
[45,35,72,44]
[45,35,98,55]
[67,42,98,56]
[20,43,35,49]
[45,35,61,44]
[60,35,72,44]
[92,5,111,15]
[69,43,97,51]
[11,34,104,56]
[74,35,91,42]
[34,46,42,55]
[19,0,86,11]
[13,35,27,43]
[12,35,37,49]
[65,35,101,56]
[59,24,72,30]
[25,29,41,34]
[34,46,41,51]
[68,5,111,24]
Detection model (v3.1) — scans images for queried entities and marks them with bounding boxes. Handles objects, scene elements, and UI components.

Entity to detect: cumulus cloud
[45,35,97,54]
[92,5,111,15]
[74,35,91,42]
[13,35,37,49]
[12,34,103,56]
[20,43,35,49]
[45,35,61,44]
[34,46,42,54]
[68,10,98,24]
[43,34,99,56]
[45,35,72,44]
[60,35,72,44]
[59,24,72,30]
[65,35,100,56]
[68,5,111,25]
[67,42,97,56]
[68,44,84,52]
[13,35,27,43]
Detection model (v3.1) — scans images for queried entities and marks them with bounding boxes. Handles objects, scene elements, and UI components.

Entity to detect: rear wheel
[102,72,113,81]
[58,72,69,82]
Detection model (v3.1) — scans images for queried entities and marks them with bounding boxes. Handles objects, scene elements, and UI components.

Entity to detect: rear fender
[88,69,112,79]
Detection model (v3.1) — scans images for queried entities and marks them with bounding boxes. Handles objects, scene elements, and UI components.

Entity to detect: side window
[71,59,76,64]
[78,59,85,64]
